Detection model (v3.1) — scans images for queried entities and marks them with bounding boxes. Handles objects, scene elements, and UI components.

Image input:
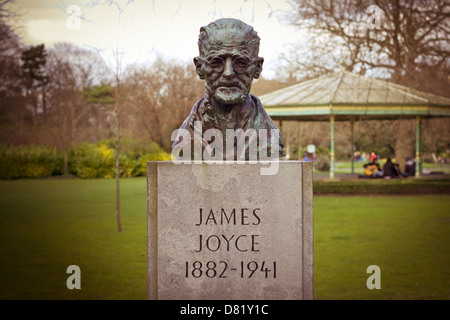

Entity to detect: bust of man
[172,18,285,160]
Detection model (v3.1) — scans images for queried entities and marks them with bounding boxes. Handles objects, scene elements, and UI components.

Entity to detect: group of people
[354,151,377,162]
[363,155,416,179]
[303,152,317,162]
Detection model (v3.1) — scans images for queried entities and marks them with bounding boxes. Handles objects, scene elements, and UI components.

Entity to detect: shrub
[69,143,114,178]
[69,141,172,178]
[0,144,63,179]
[0,140,172,179]
[314,178,450,194]
[137,151,172,176]
[119,153,140,178]
[314,156,331,172]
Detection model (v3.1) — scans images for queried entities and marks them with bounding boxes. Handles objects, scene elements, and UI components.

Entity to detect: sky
[11,0,301,79]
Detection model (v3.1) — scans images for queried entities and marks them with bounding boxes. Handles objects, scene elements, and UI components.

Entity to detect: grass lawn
[314,195,450,299]
[0,178,147,300]
[0,178,448,299]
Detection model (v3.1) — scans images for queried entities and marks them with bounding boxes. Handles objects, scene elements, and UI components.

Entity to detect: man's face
[195,45,263,106]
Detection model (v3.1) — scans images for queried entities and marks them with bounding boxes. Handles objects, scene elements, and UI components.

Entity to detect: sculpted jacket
[172,94,285,160]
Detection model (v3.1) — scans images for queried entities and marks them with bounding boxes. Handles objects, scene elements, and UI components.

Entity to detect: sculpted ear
[193,56,205,79]
[253,57,264,79]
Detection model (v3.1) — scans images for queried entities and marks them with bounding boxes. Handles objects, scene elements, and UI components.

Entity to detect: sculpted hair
[197,18,261,57]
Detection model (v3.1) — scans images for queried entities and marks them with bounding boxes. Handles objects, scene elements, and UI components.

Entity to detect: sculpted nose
[222,58,234,78]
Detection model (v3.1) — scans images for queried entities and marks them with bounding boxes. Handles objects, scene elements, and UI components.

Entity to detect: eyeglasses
[203,56,255,74]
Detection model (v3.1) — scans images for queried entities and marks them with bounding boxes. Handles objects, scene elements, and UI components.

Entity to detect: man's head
[193,18,264,107]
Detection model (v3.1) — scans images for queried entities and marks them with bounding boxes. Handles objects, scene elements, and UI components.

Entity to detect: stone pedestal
[147,161,313,300]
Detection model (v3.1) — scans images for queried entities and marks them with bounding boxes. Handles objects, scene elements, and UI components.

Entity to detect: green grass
[0,178,147,300]
[314,195,450,299]
[0,178,448,299]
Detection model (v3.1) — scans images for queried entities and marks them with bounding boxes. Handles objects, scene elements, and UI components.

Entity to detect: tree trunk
[42,86,47,122]
[115,87,121,232]
[33,94,38,121]
[395,119,414,171]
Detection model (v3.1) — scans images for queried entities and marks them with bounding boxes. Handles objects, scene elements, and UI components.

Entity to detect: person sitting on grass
[383,157,400,179]
[363,158,384,178]
[401,157,415,177]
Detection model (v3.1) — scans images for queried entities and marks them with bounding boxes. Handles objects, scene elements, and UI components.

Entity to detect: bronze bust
[172,18,285,161]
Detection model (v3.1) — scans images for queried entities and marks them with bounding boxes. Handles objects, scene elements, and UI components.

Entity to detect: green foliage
[0,140,171,179]
[69,143,115,179]
[69,140,172,179]
[137,152,172,175]
[439,151,449,158]
[83,83,114,104]
[314,178,450,194]
[314,156,331,172]
[0,144,63,179]
[21,44,49,87]
[314,146,330,158]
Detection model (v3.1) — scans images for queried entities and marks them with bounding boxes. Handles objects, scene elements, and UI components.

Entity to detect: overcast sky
[11,0,300,78]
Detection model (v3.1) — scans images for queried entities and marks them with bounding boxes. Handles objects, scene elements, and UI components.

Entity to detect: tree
[0,20,24,127]
[281,0,450,95]
[280,0,450,168]
[0,1,27,133]
[112,47,123,232]
[86,0,137,232]
[45,43,111,174]
[20,44,49,120]
[122,57,204,150]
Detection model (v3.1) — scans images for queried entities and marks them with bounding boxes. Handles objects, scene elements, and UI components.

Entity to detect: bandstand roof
[260,71,450,121]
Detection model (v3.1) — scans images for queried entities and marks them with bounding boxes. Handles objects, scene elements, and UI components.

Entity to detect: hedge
[69,143,115,179]
[0,144,63,179]
[0,141,172,179]
[313,178,450,194]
